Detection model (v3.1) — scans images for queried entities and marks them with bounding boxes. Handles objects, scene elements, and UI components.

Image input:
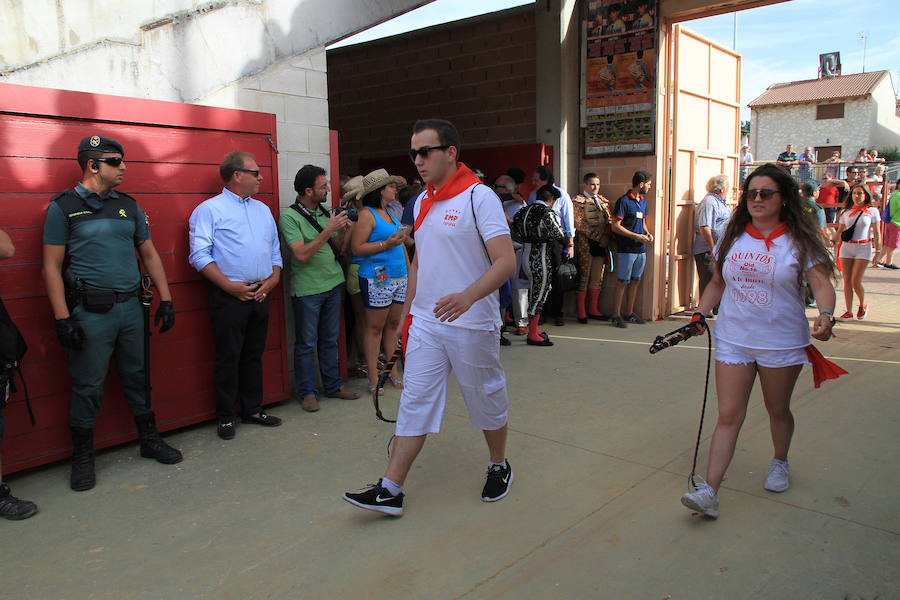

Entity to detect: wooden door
[665,25,741,314]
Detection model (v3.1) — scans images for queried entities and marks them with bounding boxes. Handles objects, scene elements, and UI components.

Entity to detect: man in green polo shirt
[42,135,181,492]
[280,164,359,412]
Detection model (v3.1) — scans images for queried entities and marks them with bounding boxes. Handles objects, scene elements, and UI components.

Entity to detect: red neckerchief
[414,162,481,232]
[848,205,868,217]
[745,222,787,251]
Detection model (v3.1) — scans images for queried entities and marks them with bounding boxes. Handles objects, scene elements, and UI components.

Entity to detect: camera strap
[290,202,340,261]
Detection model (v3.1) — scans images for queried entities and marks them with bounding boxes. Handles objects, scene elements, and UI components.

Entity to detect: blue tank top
[356,207,407,279]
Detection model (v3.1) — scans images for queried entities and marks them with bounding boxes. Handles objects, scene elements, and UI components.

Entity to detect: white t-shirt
[411,183,511,330]
[713,231,815,350]
[837,207,880,241]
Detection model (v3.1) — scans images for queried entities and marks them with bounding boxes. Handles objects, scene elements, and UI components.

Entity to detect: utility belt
[844,238,872,244]
[64,271,140,314]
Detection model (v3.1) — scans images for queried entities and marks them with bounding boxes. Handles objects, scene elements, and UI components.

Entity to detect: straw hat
[357,168,405,199]
[341,175,364,200]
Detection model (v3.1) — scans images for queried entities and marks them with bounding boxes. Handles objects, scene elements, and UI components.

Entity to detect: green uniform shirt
[43,184,149,291]
[279,204,344,297]
[804,197,826,229]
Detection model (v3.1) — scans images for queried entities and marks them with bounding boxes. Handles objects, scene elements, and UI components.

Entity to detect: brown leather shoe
[300,394,320,412]
[326,388,360,400]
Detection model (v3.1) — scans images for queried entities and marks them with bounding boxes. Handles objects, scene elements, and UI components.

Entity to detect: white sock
[380,477,402,496]
[489,460,507,469]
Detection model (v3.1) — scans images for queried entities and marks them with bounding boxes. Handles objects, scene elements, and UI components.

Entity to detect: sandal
[387,374,403,389]
[368,386,385,396]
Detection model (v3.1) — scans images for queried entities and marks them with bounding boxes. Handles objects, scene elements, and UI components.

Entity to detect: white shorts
[838,240,873,261]
[396,318,509,436]
[715,338,810,368]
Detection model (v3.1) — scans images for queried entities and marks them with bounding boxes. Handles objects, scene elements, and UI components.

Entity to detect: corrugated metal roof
[748,70,888,108]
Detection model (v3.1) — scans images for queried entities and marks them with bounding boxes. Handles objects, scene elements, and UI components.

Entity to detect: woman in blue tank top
[349,169,410,394]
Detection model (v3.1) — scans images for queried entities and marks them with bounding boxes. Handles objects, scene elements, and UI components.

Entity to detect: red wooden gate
[0,83,290,474]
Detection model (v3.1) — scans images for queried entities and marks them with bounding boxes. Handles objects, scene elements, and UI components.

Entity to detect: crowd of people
[0,121,894,522]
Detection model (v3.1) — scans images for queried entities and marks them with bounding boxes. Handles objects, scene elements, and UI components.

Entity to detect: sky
[330,0,899,122]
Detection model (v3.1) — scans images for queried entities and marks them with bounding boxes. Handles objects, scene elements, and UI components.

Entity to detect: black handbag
[840,212,863,242]
[554,260,578,293]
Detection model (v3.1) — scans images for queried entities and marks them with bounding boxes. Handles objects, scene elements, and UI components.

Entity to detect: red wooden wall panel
[0,82,290,474]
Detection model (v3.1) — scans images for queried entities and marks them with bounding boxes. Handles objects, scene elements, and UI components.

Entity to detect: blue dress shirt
[188,187,282,282]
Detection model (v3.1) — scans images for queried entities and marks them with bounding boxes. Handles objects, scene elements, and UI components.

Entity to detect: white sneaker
[764,459,790,492]
[681,480,719,518]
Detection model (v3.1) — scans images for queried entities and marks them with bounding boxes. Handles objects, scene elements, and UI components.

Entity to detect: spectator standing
[853,148,870,163]
[511,185,567,346]
[817,174,842,224]
[279,165,359,414]
[340,176,368,378]
[801,183,829,244]
[824,151,841,179]
[189,151,284,440]
[609,171,655,328]
[776,144,798,173]
[494,175,530,335]
[349,169,409,395]
[571,172,612,322]
[797,147,816,185]
[528,166,574,325]
[875,186,900,269]
[739,145,753,186]
[833,184,882,321]
[46,136,181,490]
[693,175,732,307]
[0,229,37,519]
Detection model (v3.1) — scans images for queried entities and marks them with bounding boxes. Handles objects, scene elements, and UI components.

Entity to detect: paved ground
[3,268,898,600]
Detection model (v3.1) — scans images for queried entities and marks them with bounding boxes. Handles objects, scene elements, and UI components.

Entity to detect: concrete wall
[869,77,900,151]
[327,5,536,176]
[1,0,428,206]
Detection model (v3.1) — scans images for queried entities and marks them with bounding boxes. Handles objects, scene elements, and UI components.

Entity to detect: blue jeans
[616,252,646,283]
[292,284,343,398]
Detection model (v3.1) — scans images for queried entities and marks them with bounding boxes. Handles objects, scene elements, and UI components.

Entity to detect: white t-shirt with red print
[837,206,880,241]
[411,183,510,331]
[713,231,816,350]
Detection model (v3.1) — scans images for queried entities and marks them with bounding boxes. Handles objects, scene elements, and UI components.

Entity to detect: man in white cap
[344,119,516,516]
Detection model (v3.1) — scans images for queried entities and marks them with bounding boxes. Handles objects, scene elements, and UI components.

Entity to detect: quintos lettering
[727,250,775,307]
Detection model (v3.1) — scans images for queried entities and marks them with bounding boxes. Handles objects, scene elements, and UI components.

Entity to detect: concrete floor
[3,269,899,600]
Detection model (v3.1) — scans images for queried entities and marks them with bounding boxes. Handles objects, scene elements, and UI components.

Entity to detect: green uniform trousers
[69,297,150,428]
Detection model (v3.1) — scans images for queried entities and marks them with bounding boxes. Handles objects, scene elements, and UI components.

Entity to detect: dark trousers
[209,286,270,421]
[694,252,717,310]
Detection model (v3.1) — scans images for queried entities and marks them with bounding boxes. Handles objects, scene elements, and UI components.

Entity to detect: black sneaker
[610,316,627,328]
[0,483,38,520]
[625,313,646,324]
[217,420,236,440]
[499,333,512,346]
[343,479,404,516]
[481,460,513,502]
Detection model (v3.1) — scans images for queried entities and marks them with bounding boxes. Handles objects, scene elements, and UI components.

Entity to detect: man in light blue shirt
[692,175,732,307]
[528,165,574,325]
[189,151,283,440]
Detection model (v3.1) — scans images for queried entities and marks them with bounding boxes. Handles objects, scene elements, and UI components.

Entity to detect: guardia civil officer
[42,135,181,492]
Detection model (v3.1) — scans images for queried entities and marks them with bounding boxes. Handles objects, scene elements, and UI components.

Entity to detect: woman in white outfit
[680,163,840,519]
[833,184,881,321]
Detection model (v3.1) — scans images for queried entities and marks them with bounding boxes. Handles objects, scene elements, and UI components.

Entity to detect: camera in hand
[333,206,359,222]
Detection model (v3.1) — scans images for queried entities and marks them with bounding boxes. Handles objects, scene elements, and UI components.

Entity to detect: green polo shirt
[279,204,344,297]
[43,184,149,291]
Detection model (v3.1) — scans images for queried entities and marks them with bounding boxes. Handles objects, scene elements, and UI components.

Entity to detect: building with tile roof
[748,70,900,164]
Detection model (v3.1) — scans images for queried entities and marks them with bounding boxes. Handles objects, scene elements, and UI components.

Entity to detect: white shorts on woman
[396,318,508,437]
[715,338,810,368]
[838,240,873,261]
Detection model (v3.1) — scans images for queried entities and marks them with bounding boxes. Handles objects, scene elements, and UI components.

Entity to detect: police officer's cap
[77,135,124,156]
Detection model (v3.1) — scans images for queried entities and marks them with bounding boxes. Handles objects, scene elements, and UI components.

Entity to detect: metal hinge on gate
[265,135,279,154]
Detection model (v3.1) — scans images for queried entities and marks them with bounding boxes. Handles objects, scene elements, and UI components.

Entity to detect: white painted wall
[1,0,428,206]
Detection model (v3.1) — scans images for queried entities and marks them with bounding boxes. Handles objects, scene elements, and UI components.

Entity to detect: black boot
[70,426,96,492]
[134,412,183,464]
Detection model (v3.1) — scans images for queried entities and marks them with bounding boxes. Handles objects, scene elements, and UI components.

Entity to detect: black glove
[55,317,86,350]
[687,311,708,337]
[154,300,175,333]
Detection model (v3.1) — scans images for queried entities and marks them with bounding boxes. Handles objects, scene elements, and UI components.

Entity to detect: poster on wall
[583,0,658,156]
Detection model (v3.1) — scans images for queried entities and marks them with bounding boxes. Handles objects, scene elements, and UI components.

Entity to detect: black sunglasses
[95,157,124,167]
[746,188,778,200]
[236,168,260,177]
[408,145,450,163]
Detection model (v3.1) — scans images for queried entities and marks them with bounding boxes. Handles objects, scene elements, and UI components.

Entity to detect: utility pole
[733,13,737,50]
[859,31,868,73]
